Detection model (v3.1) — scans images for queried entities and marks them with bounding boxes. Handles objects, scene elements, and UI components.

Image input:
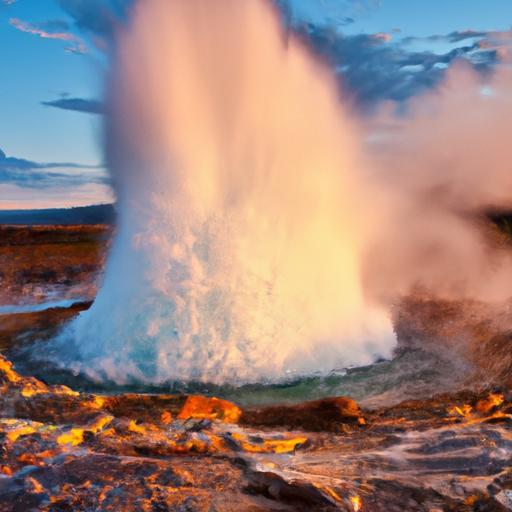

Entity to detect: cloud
[0,148,94,170]
[0,148,108,189]
[41,97,104,115]
[370,32,392,42]
[404,29,512,45]
[52,0,511,110]
[9,18,87,54]
[403,29,512,64]
[57,0,132,43]
[0,183,114,210]
[361,64,512,303]
[300,26,503,109]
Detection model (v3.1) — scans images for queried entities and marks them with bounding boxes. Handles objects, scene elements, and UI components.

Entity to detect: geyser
[54,0,396,384]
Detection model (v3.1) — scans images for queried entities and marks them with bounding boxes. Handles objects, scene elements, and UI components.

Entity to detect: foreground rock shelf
[0,355,511,511]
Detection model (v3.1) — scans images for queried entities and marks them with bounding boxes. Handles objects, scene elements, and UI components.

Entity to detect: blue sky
[1,0,511,208]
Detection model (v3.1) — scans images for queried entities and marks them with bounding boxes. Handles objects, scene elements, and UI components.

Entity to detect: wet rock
[241,396,364,431]
[246,470,341,511]
[358,478,459,512]
[0,352,510,511]
[0,303,92,352]
[221,431,308,454]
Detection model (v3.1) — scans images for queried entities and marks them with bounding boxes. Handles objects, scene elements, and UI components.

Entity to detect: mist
[50,0,512,385]
[363,63,512,304]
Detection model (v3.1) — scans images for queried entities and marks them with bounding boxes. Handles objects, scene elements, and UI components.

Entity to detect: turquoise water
[9,341,465,408]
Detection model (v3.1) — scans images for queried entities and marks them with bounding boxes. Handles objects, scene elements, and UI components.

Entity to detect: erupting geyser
[55,0,394,384]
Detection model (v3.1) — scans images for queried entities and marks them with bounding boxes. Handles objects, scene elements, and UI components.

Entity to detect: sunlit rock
[0,352,510,510]
[178,395,242,424]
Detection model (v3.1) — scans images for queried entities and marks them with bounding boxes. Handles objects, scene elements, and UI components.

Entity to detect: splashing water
[52,0,394,384]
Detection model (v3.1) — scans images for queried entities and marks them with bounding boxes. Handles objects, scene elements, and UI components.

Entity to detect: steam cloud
[364,63,512,304]
[51,0,512,385]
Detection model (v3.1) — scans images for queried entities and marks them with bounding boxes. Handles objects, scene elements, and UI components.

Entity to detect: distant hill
[0,204,116,225]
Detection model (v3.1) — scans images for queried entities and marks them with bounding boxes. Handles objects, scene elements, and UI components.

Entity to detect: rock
[475,393,504,416]
[0,453,269,512]
[0,351,510,511]
[102,393,186,425]
[222,432,309,454]
[0,356,49,396]
[0,355,104,425]
[241,396,364,431]
[245,470,341,511]
[178,395,242,424]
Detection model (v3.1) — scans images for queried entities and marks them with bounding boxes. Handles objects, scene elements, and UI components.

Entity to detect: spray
[55,0,394,384]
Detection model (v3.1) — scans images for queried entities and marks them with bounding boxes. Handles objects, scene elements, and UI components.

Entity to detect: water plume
[49,1,512,388]
[55,0,394,384]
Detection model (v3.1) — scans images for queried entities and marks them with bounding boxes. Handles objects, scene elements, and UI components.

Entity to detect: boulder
[178,395,242,423]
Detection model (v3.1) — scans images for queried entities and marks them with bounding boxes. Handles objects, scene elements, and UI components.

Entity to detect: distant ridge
[0,204,116,225]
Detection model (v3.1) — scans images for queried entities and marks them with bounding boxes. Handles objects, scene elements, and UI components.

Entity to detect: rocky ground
[0,225,105,353]
[0,225,511,510]
[0,354,510,511]
[0,225,109,307]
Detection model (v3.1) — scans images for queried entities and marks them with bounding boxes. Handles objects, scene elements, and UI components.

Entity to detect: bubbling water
[56,0,394,384]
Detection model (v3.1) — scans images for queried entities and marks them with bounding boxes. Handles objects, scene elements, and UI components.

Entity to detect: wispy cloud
[0,147,98,170]
[9,18,87,54]
[402,29,512,62]
[0,183,114,210]
[0,148,108,189]
[2,0,17,5]
[404,29,512,45]
[41,97,104,115]
[370,32,393,43]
